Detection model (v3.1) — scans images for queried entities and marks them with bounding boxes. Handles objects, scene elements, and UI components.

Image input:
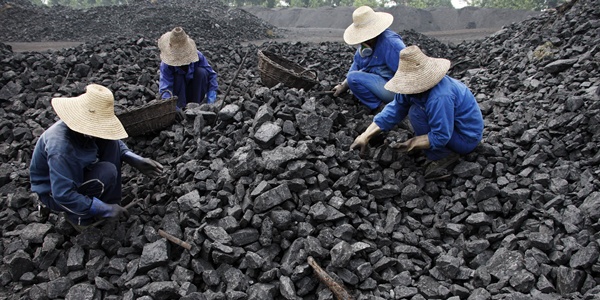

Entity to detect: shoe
[425,153,460,178]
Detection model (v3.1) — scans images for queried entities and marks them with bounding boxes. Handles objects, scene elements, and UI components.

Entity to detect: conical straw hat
[343,6,393,45]
[384,45,451,94]
[158,27,199,66]
[51,84,128,140]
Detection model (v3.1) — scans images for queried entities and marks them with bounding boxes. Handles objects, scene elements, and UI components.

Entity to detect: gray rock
[138,239,169,272]
[486,248,524,280]
[308,202,345,222]
[254,122,282,145]
[543,58,578,73]
[556,266,585,294]
[137,281,180,300]
[330,241,352,268]
[295,113,332,138]
[20,223,53,244]
[253,183,293,213]
[204,225,232,244]
[65,283,96,300]
[569,242,599,268]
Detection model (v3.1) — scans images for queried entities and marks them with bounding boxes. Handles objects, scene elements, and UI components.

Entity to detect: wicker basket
[116,92,178,137]
[257,49,318,90]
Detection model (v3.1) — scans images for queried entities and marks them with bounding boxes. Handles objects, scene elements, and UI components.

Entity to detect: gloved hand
[332,80,349,97]
[175,108,186,122]
[89,197,129,219]
[123,151,164,178]
[390,135,431,152]
[207,90,217,104]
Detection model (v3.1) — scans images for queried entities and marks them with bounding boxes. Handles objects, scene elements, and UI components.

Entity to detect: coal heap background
[0,0,600,299]
[0,0,276,42]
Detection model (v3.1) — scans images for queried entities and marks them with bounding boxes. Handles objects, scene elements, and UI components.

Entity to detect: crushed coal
[1,0,599,299]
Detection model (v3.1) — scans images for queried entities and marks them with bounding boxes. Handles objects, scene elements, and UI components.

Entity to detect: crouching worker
[158,27,218,114]
[29,84,164,231]
[351,46,484,178]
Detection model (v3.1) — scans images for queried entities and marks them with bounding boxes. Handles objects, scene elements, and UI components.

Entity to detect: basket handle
[263,44,283,54]
[160,90,174,100]
[298,69,318,80]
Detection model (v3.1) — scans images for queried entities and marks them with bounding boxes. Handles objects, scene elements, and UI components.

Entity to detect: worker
[158,27,219,111]
[30,84,164,230]
[332,6,406,111]
[351,46,484,177]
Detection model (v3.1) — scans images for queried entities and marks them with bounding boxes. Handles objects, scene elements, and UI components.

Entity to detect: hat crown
[85,84,115,116]
[352,6,377,28]
[399,45,428,71]
[169,27,188,47]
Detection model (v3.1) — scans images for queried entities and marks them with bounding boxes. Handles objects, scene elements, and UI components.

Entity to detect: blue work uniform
[159,50,219,109]
[347,29,406,110]
[30,121,130,225]
[374,76,484,160]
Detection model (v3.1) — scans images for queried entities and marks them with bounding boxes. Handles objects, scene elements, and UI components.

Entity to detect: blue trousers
[347,71,396,110]
[173,66,210,109]
[40,139,122,224]
[409,105,480,161]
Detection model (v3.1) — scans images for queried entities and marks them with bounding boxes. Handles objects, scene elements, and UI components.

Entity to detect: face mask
[358,43,373,57]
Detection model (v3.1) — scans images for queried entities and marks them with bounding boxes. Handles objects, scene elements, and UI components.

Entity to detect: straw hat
[343,6,394,45]
[157,27,199,66]
[384,45,451,94]
[51,84,128,140]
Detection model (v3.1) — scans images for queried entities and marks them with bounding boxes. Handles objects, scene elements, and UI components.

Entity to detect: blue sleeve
[47,153,92,215]
[348,51,361,73]
[383,33,405,72]
[197,51,218,93]
[159,63,175,99]
[426,96,454,149]
[118,140,130,157]
[373,94,410,131]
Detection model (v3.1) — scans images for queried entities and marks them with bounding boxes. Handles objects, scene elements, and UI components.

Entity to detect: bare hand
[390,135,430,153]
[332,83,348,97]
[350,135,369,156]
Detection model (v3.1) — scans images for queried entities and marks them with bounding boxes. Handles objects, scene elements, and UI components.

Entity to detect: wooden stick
[307,256,355,300]
[158,229,192,250]
[217,50,250,112]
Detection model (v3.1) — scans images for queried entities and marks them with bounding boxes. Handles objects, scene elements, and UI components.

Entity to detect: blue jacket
[29,121,130,215]
[348,29,406,80]
[374,76,484,150]
[159,50,218,100]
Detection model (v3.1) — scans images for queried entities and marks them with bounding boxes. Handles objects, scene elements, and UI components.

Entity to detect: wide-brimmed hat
[158,27,199,66]
[343,6,393,45]
[51,84,128,140]
[384,45,451,94]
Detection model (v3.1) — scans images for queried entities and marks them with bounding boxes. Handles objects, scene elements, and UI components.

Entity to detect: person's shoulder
[43,122,75,152]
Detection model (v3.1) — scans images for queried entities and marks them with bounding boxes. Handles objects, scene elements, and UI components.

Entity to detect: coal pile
[0,0,275,42]
[1,0,600,299]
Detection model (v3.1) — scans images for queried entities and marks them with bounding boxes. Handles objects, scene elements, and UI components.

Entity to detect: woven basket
[116,92,177,137]
[258,50,318,90]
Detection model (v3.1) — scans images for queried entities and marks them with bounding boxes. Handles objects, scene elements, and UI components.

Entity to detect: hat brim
[158,32,199,66]
[343,12,393,45]
[52,95,128,140]
[384,58,451,94]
